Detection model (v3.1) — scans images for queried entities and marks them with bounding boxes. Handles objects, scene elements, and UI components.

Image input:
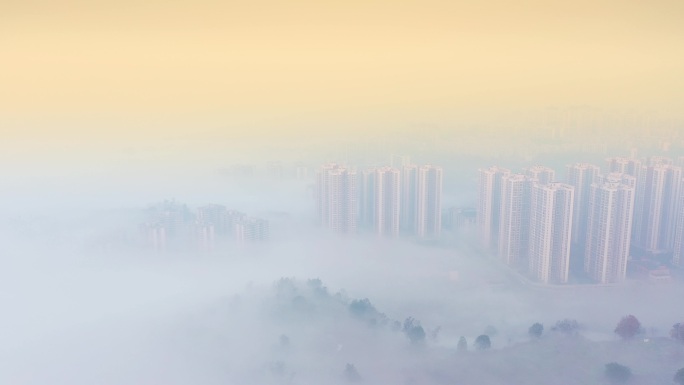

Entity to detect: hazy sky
[2,0,684,141]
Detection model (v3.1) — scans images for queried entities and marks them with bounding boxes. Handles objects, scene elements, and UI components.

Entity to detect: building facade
[498,173,534,267]
[477,166,511,250]
[416,165,443,239]
[528,183,574,284]
[374,167,401,237]
[584,173,635,283]
[316,163,358,234]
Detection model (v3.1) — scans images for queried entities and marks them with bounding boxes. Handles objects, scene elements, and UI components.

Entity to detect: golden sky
[2,0,684,140]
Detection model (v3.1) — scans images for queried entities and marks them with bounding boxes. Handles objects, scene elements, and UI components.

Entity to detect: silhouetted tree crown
[671,323,684,343]
[344,363,362,382]
[349,298,376,318]
[674,367,684,385]
[604,362,631,384]
[457,336,468,352]
[614,315,641,340]
[552,319,580,335]
[403,317,426,344]
[484,325,498,336]
[528,323,544,338]
[474,335,491,350]
[279,334,290,347]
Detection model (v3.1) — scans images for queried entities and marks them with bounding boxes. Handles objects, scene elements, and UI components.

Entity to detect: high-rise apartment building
[142,223,167,252]
[194,222,215,251]
[416,165,443,239]
[374,167,401,237]
[196,204,238,237]
[401,164,419,233]
[606,157,644,248]
[316,163,358,234]
[524,165,555,185]
[606,157,642,176]
[234,217,269,243]
[632,160,682,253]
[477,166,511,250]
[673,178,684,267]
[584,173,635,283]
[498,174,534,267]
[358,168,376,228]
[528,183,574,284]
[295,163,310,180]
[443,207,477,232]
[565,163,601,271]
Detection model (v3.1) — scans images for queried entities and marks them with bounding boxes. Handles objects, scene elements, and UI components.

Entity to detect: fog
[2,141,684,385]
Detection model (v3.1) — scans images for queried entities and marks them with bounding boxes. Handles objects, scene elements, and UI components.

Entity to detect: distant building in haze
[673,178,684,267]
[374,167,401,237]
[400,164,419,234]
[234,217,269,243]
[316,163,358,234]
[498,173,534,267]
[443,207,477,232]
[528,183,574,284]
[524,165,555,185]
[584,173,635,284]
[632,159,682,253]
[358,168,376,229]
[416,165,443,239]
[565,163,601,271]
[477,166,511,250]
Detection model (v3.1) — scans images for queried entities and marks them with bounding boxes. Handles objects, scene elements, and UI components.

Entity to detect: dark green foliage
[457,336,468,352]
[529,323,544,338]
[474,334,491,350]
[344,363,362,382]
[604,362,631,384]
[614,315,641,340]
[674,367,684,385]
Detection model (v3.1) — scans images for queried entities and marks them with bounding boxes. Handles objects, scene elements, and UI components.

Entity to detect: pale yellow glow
[1,0,683,140]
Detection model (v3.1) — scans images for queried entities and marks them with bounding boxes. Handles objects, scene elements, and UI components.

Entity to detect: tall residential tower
[584,173,635,283]
[477,166,511,250]
[316,163,358,234]
[528,183,574,284]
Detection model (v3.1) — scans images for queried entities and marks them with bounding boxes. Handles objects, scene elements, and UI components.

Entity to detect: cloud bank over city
[2,0,684,384]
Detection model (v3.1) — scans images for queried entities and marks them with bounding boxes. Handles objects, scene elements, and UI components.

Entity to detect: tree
[430,326,441,342]
[279,334,290,348]
[528,323,544,339]
[457,336,468,352]
[614,315,642,340]
[604,362,631,384]
[474,335,491,350]
[344,363,362,382]
[671,323,684,343]
[403,317,426,345]
[552,319,580,335]
[674,367,684,385]
[484,325,498,336]
[349,298,376,318]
